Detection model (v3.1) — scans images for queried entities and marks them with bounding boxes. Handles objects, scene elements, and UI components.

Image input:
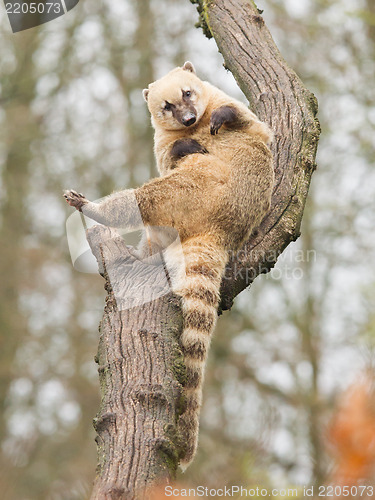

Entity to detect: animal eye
[164,102,172,111]
[183,90,192,98]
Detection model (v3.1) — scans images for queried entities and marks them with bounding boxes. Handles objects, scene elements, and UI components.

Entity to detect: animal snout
[182,113,196,127]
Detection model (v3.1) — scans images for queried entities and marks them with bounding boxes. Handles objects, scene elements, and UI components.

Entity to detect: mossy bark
[89,1,320,497]
[87,227,186,499]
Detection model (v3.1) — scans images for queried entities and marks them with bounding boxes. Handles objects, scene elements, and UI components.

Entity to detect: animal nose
[182,113,196,127]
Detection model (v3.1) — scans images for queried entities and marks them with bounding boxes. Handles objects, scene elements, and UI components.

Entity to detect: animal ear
[142,88,149,101]
[182,61,196,74]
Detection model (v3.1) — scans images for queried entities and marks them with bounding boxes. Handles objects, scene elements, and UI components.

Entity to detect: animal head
[143,62,209,131]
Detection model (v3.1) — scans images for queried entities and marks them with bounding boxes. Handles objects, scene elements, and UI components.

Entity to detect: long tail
[171,234,227,469]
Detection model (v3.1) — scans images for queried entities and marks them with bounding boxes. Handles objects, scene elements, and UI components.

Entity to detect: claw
[210,123,220,135]
[63,189,88,211]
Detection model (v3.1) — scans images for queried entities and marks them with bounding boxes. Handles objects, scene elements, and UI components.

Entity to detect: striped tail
[172,235,228,470]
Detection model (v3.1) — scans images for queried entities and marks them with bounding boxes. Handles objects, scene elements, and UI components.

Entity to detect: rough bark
[88,227,186,499]
[89,0,320,497]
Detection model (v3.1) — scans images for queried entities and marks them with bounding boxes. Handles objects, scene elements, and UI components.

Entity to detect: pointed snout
[182,112,196,127]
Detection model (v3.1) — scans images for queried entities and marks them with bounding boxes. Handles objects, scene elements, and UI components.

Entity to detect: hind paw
[63,190,88,211]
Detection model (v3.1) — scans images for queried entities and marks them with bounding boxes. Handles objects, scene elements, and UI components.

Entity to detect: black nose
[182,113,196,127]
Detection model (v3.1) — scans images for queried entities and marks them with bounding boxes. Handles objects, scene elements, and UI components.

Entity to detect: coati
[143,61,271,176]
[64,62,274,470]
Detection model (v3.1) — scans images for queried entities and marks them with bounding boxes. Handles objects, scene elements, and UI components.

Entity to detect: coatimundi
[64,62,274,470]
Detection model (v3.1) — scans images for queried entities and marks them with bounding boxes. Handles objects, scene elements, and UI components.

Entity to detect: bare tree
[88,0,320,498]
[0,30,42,492]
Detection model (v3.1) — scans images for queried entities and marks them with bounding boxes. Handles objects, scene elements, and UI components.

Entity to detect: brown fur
[64,62,274,470]
[143,61,272,176]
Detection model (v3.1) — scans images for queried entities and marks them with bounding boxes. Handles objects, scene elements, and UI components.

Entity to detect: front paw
[63,190,88,211]
[171,138,208,160]
[210,105,238,135]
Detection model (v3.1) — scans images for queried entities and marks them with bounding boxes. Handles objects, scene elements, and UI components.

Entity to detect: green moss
[305,90,319,117]
[191,0,213,38]
[172,352,187,386]
[155,436,179,476]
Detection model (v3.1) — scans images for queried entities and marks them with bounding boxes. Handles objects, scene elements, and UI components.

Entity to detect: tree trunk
[89,0,321,497]
[87,227,185,499]
[0,30,40,472]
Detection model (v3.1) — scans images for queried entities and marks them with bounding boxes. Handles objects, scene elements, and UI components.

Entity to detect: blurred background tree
[0,0,374,498]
